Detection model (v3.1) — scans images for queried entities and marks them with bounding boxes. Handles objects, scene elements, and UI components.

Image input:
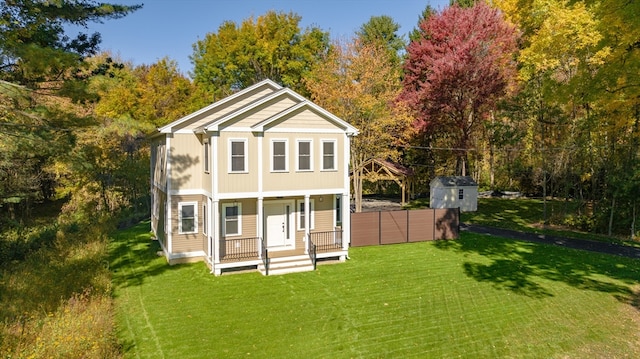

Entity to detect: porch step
[258,255,314,276]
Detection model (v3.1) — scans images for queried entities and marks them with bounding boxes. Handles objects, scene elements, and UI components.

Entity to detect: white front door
[264,202,293,248]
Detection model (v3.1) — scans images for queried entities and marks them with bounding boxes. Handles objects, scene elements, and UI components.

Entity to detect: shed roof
[430,176,478,187]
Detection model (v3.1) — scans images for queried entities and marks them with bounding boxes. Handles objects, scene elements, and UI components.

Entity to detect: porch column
[341,192,350,251]
[304,194,310,254]
[212,200,221,275]
[257,197,263,255]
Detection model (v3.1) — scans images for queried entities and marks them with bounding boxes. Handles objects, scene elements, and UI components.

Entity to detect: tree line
[2,0,639,237]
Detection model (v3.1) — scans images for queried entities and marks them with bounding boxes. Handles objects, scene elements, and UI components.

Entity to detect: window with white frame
[296,140,312,171]
[222,203,242,236]
[229,139,247,173]
[204,140,210,173]
[271,139,288,172]
[297,199,315,230]
[321,140,336,171]
[178,202,197,234]
[202,203,207,235]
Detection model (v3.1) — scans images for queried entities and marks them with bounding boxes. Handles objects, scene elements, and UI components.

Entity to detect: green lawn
[112,222,640,358]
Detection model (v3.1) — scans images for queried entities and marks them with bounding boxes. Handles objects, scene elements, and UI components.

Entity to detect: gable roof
[157,79,282,134]
[430,176,478,187]
[156,78,358,136]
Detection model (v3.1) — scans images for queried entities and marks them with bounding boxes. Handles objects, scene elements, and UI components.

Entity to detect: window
[297,200,315,230]
[204,140,210,173]
[178,202,197,234]
[271,140,288,172]
[223,203,242,236]
[322,140,336,171]
[203,204,207,235]
[459,189,464,200]
[229,139,247,173]
[297,140,312,171]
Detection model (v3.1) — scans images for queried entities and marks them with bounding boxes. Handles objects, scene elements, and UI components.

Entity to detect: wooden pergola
[358,159,415,205]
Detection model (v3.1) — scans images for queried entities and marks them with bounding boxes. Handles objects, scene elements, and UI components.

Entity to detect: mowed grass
[112,222,640,358]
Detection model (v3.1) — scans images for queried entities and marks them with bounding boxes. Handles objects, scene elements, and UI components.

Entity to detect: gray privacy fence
[350,208,459,247]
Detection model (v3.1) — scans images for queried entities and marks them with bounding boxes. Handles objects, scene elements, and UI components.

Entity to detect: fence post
[433,209,436,240]
[406,210,409,242]
[378,210,382,245]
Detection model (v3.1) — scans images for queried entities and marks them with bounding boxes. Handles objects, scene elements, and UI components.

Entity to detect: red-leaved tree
[399,2,519,176]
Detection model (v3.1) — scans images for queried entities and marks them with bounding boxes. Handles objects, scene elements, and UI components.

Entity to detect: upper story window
[296,140,312,171]
[271,139,288,172]
[321,140,336,171]
[178,202,197,234]
[229,139,248,173]
[459,189,464,200]
[204,140,210,173]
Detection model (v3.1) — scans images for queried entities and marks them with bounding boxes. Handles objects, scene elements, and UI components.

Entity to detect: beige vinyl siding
[169,133,204,191]
[219,96,298,130]
[217,132,259,194]
[262,133,345,191]
[270,107,344,130]
[294,195,336,242]
[176,87,277,131]
[313,195,336,231]
[171,194,206,254]
[151,137,167,190]
[220,199,257,239]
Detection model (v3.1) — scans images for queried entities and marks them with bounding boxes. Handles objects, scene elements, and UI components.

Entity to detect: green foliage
[191,10,329,98]
[113,222,640,358]
[356,15,405,63]
[0,211,119,358]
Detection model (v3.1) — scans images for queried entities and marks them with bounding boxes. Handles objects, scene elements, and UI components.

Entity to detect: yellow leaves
[517,0,607,81]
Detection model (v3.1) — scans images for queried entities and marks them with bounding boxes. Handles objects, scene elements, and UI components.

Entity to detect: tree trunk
[608,197,615,237]
[632,201,636,240]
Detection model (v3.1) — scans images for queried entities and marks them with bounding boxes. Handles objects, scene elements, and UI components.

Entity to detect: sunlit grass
[113,222,640,358]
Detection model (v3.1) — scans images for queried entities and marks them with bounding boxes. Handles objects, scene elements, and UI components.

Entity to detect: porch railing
[309,229,343,253]
[307,235,317,270]
[261,237,269,275]
[220,236,260,262]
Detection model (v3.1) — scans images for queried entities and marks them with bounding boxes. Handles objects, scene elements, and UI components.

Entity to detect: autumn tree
[306,39,413,212]
[400,2,519,176]
[191,11,329,98]
[0,0,140,221]
[356,15,405,64]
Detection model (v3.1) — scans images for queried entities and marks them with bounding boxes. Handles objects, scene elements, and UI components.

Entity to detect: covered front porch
[208,229,347,275]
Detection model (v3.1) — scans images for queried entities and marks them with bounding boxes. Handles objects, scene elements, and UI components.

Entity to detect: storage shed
[430,176,478,212]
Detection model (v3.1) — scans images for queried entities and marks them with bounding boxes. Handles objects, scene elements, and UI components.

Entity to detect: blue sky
[79,0,449,76]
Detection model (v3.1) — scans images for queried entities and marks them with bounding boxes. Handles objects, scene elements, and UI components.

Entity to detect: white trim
[217,188,347,199]
[228,138,248,173]
[169,189,213,197]
[251,100,358,135]
[270,138,289,172]
[212,135,219,200]
[157,79,282,133]
[222,202,242,237]
[262,128,348,134]
[203,139,210,174]
[321,139,337,171]
[165,135,172,253]
[205,88,305,132]
[296,199,315,231]
[178,201,198,234]
[296,139,313,172]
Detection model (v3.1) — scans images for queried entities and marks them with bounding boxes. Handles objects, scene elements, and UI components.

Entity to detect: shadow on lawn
[109,221,170,289]
[434,234,639,302]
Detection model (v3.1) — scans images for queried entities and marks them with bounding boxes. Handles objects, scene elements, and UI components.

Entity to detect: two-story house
[150,79,358,275]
